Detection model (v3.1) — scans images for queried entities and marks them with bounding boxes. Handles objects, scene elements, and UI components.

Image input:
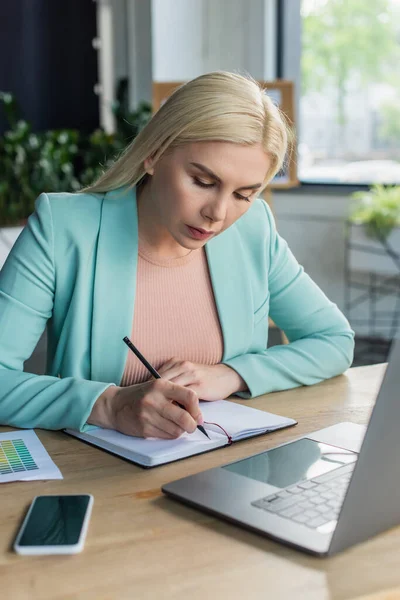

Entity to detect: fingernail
[197,414,204,425]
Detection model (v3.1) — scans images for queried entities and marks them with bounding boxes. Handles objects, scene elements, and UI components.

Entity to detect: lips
[190,227,213,234]
[186,225,214,240]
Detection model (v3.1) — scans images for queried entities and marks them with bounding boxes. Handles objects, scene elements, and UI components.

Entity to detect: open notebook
[65,400,296,468]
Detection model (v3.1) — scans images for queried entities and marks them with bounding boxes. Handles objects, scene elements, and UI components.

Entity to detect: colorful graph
[0,439,38,475]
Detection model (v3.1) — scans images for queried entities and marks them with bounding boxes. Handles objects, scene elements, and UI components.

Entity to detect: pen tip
[198,424,210,439]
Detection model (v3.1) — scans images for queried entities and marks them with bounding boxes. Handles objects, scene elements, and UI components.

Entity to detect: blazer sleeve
[0,193,113,431]
[223,201,355,398]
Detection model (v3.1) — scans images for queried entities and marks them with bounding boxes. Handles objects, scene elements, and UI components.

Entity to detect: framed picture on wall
[152,79,298,190]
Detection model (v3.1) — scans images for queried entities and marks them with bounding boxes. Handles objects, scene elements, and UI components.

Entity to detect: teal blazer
[0,186,354,432]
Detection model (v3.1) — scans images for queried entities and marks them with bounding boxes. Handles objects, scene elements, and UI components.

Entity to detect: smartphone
[14,494,94,555]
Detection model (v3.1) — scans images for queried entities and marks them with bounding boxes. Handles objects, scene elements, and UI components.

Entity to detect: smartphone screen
[14,494,93,554]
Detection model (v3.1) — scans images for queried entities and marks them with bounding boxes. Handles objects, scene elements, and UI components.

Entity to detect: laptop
[162,338,400,556]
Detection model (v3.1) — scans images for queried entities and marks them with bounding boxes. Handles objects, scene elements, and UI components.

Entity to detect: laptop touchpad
[223,438,357,489]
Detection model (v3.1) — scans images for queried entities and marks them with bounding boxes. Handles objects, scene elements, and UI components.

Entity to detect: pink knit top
[120,237,224,386]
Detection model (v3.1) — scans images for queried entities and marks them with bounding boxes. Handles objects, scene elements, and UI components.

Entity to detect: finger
[158,398,198,434]
[184,383,206,398]
[164,381,202,424]
[159,360,195,382]
[158,365,186,381]
[167,372,197,387]
[149,379,201,428]
[157,357,181,374]
[138,388,191,435]
[150,401,194,435]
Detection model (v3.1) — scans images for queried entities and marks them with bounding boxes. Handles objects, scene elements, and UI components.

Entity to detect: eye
[193,176,251,202]
[234,192,251,203]
[193,177,215,188]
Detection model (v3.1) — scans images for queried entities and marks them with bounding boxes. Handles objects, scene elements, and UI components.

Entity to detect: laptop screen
[223,438,357,489]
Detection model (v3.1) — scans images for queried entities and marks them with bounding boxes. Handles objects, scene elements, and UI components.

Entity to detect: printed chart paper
[0,430,63,483]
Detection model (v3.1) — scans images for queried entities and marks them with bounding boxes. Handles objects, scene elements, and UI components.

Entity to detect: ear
[143,156,155,175]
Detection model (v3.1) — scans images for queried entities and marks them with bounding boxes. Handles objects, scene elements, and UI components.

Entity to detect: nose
[202,193,229,224]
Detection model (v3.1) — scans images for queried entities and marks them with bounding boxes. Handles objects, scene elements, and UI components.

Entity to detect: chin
[172,232,193,249]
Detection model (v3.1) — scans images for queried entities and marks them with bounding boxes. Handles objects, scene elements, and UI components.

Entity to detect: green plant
[349,184,400,239]
[0,80,152,225]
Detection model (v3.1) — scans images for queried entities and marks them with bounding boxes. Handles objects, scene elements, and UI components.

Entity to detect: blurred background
[1,0,400,373]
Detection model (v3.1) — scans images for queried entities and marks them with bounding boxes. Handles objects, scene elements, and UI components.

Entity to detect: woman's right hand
[88,379,203,439]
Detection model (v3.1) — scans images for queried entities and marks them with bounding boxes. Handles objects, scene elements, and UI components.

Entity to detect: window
[298,0,400,185]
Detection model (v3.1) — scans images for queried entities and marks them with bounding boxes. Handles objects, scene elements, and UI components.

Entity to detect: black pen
[123,336,210,439]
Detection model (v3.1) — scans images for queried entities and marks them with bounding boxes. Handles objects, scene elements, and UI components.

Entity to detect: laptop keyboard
[252,462,355,530]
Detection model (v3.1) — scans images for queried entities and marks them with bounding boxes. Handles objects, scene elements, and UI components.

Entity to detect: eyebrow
[190,162,262,191]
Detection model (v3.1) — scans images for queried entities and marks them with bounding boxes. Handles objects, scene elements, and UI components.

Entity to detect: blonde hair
[83,71,292,194]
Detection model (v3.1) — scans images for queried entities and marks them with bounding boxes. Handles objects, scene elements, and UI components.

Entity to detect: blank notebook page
[201,400,296,440]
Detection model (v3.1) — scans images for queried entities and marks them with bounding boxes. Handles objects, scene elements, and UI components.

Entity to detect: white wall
[273,192,351,312]
[152,0,205,80]
[151,0,276,81]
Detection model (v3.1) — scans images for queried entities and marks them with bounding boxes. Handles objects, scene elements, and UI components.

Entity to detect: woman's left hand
[157,358,247,401]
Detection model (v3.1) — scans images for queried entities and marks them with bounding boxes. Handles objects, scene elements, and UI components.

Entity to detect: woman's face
[139,141,271,252]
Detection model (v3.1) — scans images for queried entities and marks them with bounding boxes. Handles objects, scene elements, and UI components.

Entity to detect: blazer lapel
[205,226,253,360]
[91,186,138,384]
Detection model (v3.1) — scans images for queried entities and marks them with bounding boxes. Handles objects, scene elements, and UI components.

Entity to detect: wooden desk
[2,363,399,600]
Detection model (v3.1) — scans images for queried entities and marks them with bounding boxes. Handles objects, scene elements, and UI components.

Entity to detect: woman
[0,71,354,439]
